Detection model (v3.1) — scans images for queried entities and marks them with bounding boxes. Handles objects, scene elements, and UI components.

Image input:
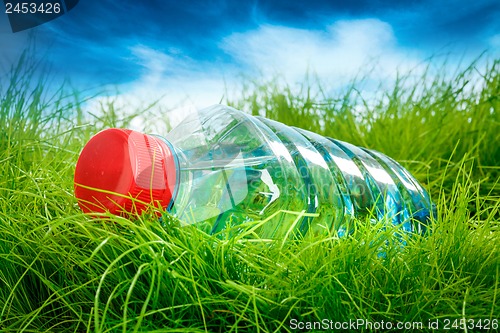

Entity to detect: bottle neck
[152,134,180,212]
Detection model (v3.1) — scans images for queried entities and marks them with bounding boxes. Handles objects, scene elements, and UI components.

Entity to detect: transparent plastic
[163,105,434,237]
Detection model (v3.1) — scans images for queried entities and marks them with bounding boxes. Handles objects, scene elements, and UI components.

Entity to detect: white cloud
[129,44,176,83]
[221,19,423,86]
[84,19,430,132]
[85,44,237,132]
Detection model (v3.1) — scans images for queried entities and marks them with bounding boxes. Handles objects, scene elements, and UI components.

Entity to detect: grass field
[0,53,498,332]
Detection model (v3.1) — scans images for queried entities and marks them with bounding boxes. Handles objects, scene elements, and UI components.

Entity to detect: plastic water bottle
[74,105,435,238]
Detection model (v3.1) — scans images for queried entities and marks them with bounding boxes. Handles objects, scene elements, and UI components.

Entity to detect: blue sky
[0,0,498,123]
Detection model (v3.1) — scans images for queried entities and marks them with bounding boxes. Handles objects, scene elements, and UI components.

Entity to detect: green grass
[0,53,498,332]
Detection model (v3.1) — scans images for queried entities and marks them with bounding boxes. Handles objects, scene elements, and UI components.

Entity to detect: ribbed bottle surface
[165,105,435,238]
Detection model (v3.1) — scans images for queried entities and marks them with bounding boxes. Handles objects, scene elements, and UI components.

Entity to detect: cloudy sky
[0,0,498,124]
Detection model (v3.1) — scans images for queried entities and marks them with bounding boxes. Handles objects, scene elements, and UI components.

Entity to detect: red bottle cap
[74,128,177,216]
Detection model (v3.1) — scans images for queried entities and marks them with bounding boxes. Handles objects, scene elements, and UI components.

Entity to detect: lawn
[0,53,498,332]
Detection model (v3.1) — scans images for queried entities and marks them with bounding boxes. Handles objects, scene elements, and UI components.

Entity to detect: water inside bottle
[165,105,434,238]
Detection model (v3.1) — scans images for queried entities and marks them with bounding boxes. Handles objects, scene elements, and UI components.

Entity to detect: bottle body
[162,105,434,237]
[74,105,435,238]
